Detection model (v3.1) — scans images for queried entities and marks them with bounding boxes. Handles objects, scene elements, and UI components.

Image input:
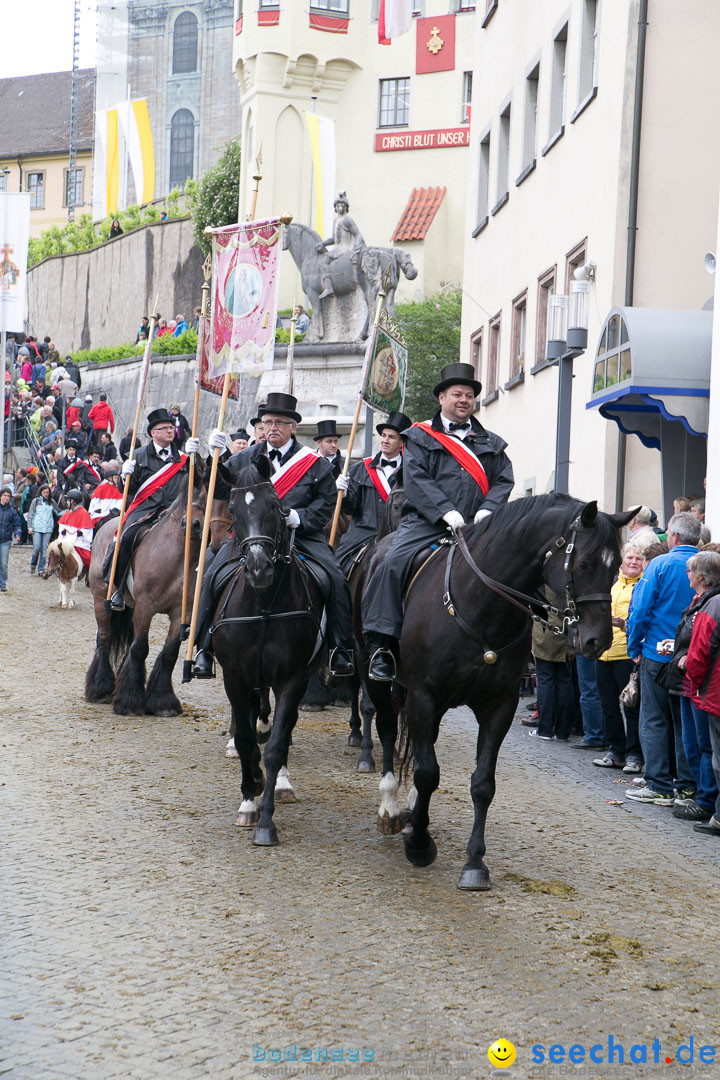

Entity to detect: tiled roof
[392,186,446,242]
[0,69,96,159]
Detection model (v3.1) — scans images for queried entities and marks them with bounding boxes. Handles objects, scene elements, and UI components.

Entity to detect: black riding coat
[402,412,514,525]
[336,452,400,553]
[325,450,345,480]
[124,442,185,527]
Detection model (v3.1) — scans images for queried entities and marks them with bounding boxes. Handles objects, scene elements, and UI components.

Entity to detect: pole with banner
[104,298,160,610]
[0,191,31,477]
[180,254,212,631]
[329,265,407,546]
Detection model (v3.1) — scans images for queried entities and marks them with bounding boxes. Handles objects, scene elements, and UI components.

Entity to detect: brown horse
[46,537,86,608]
[84,474,208,716]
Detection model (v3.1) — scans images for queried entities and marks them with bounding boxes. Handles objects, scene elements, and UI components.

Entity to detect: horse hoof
[256,728,271,745]
[403,831,437,867]
[225,738,239,759]
[275,788,297,804]
[377,813,405,836]
[357,758,376,773]
[457,864,491,891]
[235,810,258,828]
[253,825,279,846]
[347,732,362,748]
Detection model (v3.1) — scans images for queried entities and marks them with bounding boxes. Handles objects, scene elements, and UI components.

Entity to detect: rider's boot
[318,274,335,300]
[329,645,355,677]
[192,632,215,679]
[366,634,396,682]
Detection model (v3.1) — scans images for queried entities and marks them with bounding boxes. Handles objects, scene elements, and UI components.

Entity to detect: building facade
[0,71,95,238]
[461,0,720,520]
[233,0,480,307]
[95,0,242,207]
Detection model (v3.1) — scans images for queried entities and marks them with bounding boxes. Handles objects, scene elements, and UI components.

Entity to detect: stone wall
[26,218,204,355]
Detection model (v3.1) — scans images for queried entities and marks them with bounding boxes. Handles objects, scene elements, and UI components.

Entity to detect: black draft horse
[211,458,324,845]
[362,494,637,890]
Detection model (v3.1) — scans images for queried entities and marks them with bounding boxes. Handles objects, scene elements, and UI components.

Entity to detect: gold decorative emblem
[426,25,444,55]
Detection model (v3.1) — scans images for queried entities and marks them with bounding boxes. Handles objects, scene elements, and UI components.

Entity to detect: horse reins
[444,516,612,663]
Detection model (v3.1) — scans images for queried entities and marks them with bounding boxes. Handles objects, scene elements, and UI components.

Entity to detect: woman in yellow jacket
[594,544,644,771]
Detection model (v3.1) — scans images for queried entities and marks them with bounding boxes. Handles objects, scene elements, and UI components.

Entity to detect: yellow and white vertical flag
[305,112,336,239]
[119,99,155,205]
[93,99,155,217]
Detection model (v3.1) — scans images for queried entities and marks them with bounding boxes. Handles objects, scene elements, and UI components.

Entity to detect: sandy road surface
[2,545,720,1080]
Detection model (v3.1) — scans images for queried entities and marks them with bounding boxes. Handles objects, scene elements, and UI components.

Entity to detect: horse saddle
[339,539,371,579]
[403,541,453,607]
[102,523,154,582]
[295,553,331,605]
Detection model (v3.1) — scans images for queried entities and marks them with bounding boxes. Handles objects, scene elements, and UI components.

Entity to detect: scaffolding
[67,0,83,222]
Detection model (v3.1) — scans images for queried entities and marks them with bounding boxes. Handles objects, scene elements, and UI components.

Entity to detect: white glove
[442,510,465,532]
[208,428,228,453]
[336,474,349,492]
[474,508,492,525]
[284,508,301,530]
[185,436,200,455]
[121,458,136,478]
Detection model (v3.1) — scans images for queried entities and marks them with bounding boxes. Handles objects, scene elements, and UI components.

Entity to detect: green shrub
[187,137,242,257]
[396,290,462,421]
[275,328,306,344]
[68,328,199,365]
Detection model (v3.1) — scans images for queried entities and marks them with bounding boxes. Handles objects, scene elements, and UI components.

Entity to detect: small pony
[47,537,85,608]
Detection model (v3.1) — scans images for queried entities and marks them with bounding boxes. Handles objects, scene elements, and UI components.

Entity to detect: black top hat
[376,410,412,436]
[313,419,339,442]
[432,362,483,398]
[65,438,79,449]
[249,404,267,427]
[146,407,175,434]
[229,429,250,442]
[261,392,302,424]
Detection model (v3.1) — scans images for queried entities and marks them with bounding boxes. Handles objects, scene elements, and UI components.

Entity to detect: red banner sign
[416,14,456,75]
[374,127,470,153]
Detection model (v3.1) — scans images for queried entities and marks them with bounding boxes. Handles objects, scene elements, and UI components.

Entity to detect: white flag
[0,193,31,333]
[379,0,413,42]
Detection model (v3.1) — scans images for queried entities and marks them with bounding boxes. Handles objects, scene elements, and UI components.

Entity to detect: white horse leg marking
[235,797,258,827]
[378,771,401,822]
[407,785,418,811]
[274,765,297,803]
[256,717,271,738]
[60,580,68,608]
[68,578,77,609]
[225,737,239,759]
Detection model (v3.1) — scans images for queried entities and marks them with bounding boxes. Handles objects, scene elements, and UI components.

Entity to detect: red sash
[124,454,187,518]
[363,457,392,502]
[413,421,489,496]
[271,446,318,500]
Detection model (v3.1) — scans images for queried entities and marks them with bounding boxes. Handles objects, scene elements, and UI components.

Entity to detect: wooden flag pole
[328,272,391,547]
[182,150,264,678]
[284,297,297,394]
[104,297,160,610]
[180,256,212,630]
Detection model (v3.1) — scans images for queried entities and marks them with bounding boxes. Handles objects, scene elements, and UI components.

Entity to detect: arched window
[169,109,195,189]
[173,12,198,74]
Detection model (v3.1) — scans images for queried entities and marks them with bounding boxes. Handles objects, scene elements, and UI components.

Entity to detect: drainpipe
[616,0,648,511]
[16,155,22,191]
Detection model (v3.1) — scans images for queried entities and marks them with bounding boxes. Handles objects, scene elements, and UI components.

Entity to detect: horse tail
[108,606,135,669]
[396,689,413,785]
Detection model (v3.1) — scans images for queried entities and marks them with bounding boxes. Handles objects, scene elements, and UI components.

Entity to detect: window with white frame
[486,313,501,396]
[461,71,472,125]
[549,24,567,139]
[311,0,349,12]
[0,172,8,192]
[522,64,539,169]
[28,172,45,209]
[476,130,490,228]
[64,167,84,208]
[535,266,556,368]
[258,0,280,6]
[378,78,410,128]
[578,0,599,103]
[495,103,511,207]
[565,239,587,291]
[470,327,483,379]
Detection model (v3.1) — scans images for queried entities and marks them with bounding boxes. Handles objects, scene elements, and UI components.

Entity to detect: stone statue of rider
[316,192,365,300]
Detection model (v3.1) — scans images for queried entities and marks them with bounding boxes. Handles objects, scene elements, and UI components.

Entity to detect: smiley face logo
[488,1039,516,1068]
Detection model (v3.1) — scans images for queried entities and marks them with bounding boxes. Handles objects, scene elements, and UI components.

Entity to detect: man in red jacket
[88,392,114,451]
[684,549,720,837]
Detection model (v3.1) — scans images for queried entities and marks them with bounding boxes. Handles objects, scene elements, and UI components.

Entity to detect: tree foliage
[186,137,242,257]
[396,289,463,421]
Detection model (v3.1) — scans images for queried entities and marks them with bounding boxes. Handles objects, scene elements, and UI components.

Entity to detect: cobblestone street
[2,546,720,1080]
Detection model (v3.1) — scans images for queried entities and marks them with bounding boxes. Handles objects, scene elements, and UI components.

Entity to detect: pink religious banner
[207,217,282,380]
[197,307,238,398]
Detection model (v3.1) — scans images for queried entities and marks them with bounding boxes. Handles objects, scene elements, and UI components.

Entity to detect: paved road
[2,546,720,1079]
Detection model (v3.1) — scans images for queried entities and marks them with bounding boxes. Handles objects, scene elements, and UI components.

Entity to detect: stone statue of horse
[282,223,418,341]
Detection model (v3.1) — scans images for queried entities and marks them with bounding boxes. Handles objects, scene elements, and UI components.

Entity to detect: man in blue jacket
[625,511,700,805]
[0,486,23,592]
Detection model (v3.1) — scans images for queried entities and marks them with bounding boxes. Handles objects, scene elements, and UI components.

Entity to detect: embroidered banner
[360,312,408,416]
[207,218,282,379]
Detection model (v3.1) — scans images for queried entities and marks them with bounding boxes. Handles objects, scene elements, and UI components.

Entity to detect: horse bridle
[230,489,293,566]
[444,516,613,660]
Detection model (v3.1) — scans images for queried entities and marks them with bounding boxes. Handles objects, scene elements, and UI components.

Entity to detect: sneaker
[630,776,647,787]
[673,788,698,805]
[529,729,553,740]
[520,713,538,726]
[569,740,606,750]
[623,759,643,774]
[693,816,720,836]
[29,566,36,574]
[672,800,712,821]
[593,753,625,769]
[625,786,674,805]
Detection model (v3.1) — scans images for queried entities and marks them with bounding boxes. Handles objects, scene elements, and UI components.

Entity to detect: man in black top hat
[189,392,356,679]
[313,418,345,479]
[248,407,266,445]
[107,407,199,610]
[362,362,514,681]
[335,410,411,567]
